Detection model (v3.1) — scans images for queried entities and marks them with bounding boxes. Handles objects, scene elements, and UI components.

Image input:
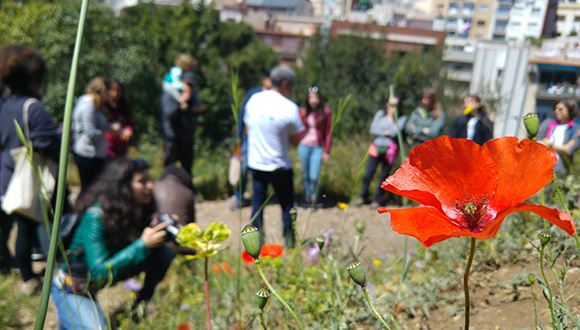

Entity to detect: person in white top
[244,65,304,248]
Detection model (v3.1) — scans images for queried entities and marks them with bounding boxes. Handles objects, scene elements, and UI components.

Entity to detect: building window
[557,16,565,21]
[479,5,488,13]
[575,16,580,22]
[477,20,485,26]
[531,7,541,14]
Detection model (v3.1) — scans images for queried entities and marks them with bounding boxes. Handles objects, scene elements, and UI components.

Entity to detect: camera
[157,213,182,241]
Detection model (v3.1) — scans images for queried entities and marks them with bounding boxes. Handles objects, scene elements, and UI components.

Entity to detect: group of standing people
[234,68,499,248]
[0,44,199,330]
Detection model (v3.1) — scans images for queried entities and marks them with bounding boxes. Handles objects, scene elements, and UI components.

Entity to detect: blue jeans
[297,144,323,200]
[51,280,107,330]
[52,246,174,329]
[234,141,249,202]
[250,169,295,246]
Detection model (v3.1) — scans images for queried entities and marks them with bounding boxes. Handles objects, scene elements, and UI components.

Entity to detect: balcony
[446,69,472,82]
[536,84,580,100]
[496,12,510,21]
[443,50,475,63]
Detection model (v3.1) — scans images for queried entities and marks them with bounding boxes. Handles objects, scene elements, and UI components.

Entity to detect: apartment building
[557,0,580,37]
[430,0,496,48]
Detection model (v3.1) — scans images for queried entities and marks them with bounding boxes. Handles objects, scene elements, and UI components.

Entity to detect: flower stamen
[450,195,492,233]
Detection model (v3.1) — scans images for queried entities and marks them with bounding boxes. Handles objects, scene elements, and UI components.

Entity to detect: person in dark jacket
[449,94,493,145]
[51,159,173,329]
[0,44,62,294]
[154,164,195,225]
[160,71,204,175]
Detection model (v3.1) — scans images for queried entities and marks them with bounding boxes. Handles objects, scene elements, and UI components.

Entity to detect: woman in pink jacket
[298,86,332,209]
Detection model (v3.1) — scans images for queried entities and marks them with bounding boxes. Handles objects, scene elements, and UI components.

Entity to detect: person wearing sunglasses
[538,99,580,176]
[297,86,332,210]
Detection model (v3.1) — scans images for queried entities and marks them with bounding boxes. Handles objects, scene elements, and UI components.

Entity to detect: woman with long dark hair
[297,86,332,208]
[103,77,134,159]
[405,88,446,148]
[51,159,174,329]
[0,44,61,294]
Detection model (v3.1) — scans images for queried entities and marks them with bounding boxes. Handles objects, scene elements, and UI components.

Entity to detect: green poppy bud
[528,273,536,285]
[354,220,366,235]
[316,235,325,250]
[346,260,366,287]
[523,113,539,141]
[290,207,298,222]
[255,286,270,310]
[539,232,551,247]
[241,225,262,259]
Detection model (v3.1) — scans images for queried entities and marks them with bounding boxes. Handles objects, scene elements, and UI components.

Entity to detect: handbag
[228,142,241,187]
[1,98,58,223]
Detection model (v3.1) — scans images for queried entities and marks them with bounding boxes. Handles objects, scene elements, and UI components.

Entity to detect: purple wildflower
[123,278,142,292]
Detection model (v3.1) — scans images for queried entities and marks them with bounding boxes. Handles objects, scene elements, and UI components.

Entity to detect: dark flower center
[450,196,492,233]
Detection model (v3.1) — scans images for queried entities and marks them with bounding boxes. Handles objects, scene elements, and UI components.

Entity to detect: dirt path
[195,198,405,258]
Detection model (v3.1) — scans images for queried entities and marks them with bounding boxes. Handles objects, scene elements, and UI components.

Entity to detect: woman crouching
[51,158,174,329]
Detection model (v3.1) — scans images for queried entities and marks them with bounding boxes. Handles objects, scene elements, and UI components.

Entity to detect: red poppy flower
[212,264,221,273]
[242,243,284,263]
[379,136,576,247]
[220,262,236,274]
[177,322,191,330]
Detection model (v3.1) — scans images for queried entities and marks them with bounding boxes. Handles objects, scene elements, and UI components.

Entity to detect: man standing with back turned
[244,65,304,248]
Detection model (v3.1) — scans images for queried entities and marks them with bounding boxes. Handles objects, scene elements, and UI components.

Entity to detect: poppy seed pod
[316,235,325,250]
[355,220,366,235]
[290,207,298,222]
[528,273,536,285]
[523,113,539,141]
[241,225,261,259]
[346,260,366,287]
[539,232,552,247]
[255,287,270,310]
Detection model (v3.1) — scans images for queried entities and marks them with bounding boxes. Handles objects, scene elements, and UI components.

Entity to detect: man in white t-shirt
[244,65,304,248]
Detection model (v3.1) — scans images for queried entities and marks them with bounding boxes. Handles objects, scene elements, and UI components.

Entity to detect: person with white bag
[0,44,62,294]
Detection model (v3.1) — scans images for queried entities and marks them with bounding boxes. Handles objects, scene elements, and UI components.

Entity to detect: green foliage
[0,1,274,148]
[295,30,453,139]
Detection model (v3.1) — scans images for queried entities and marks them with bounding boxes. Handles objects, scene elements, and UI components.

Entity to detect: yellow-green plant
[177,222,231,330]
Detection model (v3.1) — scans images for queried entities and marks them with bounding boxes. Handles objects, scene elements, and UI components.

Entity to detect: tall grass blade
[34,0,90,327]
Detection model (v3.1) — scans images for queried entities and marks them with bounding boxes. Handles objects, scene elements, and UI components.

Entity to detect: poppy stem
[539,245,557,327]
[254,259,305,329]
[258,308,268,330]
[464,237,476,330]
[318,250,337,320]
[531,284,538,328]
[205,257,212,330]
[552,172,580,256]
[362,286,392,330]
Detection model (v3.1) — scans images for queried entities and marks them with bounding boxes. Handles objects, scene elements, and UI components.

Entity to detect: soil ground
[6,198,580,329]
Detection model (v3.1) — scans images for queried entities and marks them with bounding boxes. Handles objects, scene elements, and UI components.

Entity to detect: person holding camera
[51,158,174,329]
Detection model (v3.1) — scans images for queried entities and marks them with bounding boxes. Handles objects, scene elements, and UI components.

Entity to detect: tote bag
[1,98,58,223]
[228,142,241,187]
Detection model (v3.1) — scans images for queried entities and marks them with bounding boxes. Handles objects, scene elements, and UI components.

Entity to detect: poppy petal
[382,136,498,217]
[475,202,576,239]
[261,244,283,258]
[379,206,465,247]
[483,138,557,212]
[241,250,254,263]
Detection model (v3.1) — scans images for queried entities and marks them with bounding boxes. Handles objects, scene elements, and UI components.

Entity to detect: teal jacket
[66,204,150,286]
